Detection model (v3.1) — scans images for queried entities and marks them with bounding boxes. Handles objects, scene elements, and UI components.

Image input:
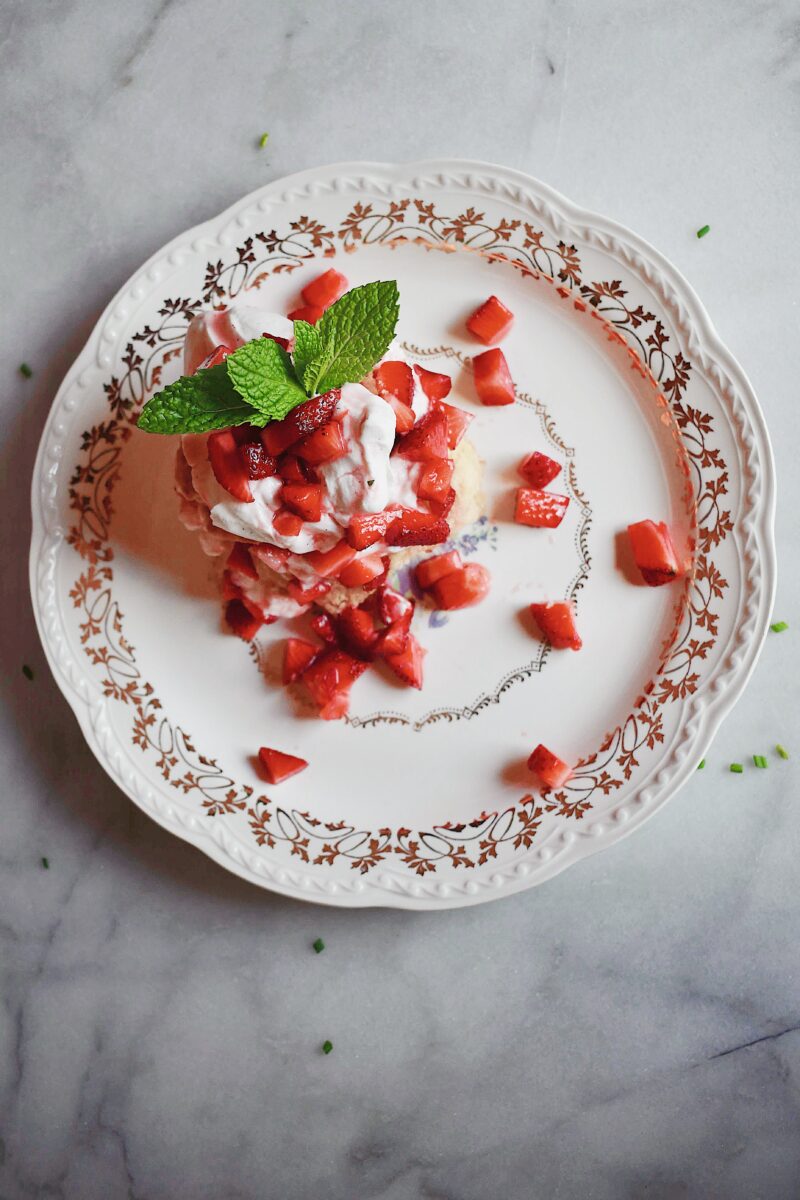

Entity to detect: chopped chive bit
[776,744,789,760]
[22,664,33,681]
[771,621,789,633]
[696,225,710,239]
[259,132,270,149]
[313,937,325,954]
[753,754,768,769]
[697,759,705,770]
[322,1040,333,1055]
[41,856,49,869]
[730,763,743,774]
[19,362,33,378]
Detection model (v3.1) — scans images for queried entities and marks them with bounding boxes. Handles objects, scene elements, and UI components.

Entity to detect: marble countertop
[3,1,799,1196]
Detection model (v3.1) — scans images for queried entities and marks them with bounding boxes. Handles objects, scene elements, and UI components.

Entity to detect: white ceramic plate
[30,160,776,908]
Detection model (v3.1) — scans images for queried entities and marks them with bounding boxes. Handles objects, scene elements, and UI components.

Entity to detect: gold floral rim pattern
[65,198,729,877]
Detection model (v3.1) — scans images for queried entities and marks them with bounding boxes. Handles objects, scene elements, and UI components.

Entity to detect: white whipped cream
[183,302,293,374]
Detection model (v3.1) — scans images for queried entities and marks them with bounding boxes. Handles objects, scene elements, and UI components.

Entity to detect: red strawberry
[302,648,368,719]
[515,488,570,528]
[195,344,232,373]
[227,542,258,580]
[282,390,340,441]
[428,563,491,610]
[374,360,414,405]
[261,421,299,458]
[473,348,515,406]
[346,511,398,550]
[385,510,450,547]
[257,746,308,784]
[336,606,379,660]
[252,544,290,572]
[415,550,463,591]
[529,601,582,650]
[374,617,411,658]
[395,411,449,462]
[224,599,263,640]
[337,553,387,589]
[519,451,562,488]
[272,507,304,538]
[288,303,324,325]
[527,744,572,789]
[310,611,337,643]
[301,268,349,309]
[627,520,681,586]
[287,578,332,606]
[304,539,356,578]
[466,295,514,344]
[431,399,474,449]
[382,392,416,434]
[208,430,254,502]
[376,585,415,627]
[413,364,452,402]
[429,487,456,519]
[296,421,348,465]
[282,638,319,684]
[417,457,454,504]
[239,441,277,480]
[384,633,425,689]
[221,570,243,602]
[277,453,317,483]
[280,482,324,523]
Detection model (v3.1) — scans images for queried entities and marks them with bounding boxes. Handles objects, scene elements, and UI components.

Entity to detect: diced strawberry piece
[336,606,379,660]
[277,453,317,483]
[384,633,425,689]
[283,637,319,684]
[428,487,456,519]
[415,550,463,591]
[337,553,387,589]
[231,425,259,445]
[429,563,491,610]
[251,544,290,572]
[239,441,277,480]
[221,570,243,602]
[527,744,572,789]
[529,601,582,650]
[385,510,450,547]
[288,304,325,325]
[519,451,562,488]
[227,542,258,580]
[413,364,452,402]
[301,268,349,310]
[302,648,368,718]
[261,421,299,457]
[374,619,411,658]
[195,344,232,373]
[281,390,340,442]
[287,578,332,606]
[257,746,308,784]
[280,482,324,523]
[304,539,356,578]
[272,507,304,538]
[208,430,254,502]
[515,488,570,529]
[627,520,681,586]
[466,295,515,344]
[261,331,291,351]
[431,399,474,449]
[395,411,449,462]
[363,555,390,592]
[382,392,416,434]
[376,586,415,627]
[417,457,454,504]
[374,360,415,405]
[346,511,398,550]
[473,347,515,406]
[310,612,337,643]
[297,420,348,465]
[224,599,263,640]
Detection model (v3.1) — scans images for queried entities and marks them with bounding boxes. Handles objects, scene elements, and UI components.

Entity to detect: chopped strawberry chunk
[415,550,463,591]
[385,510,450,547]
[257,746,308,784]
[272,507,304,538]
[287,578,331,606]
[376,585,415,627]
[346,511,397,550]
[195,344,232,373]
[337,553,387,589]
[382,392,416,434]
[413,364,452,402]
[362,555,390,592]
[221,570,243,602]
[428,487,456,519]
[280,482,324,523]
[374,360,414,405]
[431,399,474,449]
[208,430,254,502]
[473,347,515,406]
[519,451,562,488]
[297,420,348,465]
[288,304,324,325]
[261,331,291,351]
[301,268,349,310]
[529,601,582,650]
[384,633,425,689]
[429,563,491,610]
[251,544,289,572]
[283,637,319,684]
[239,441,277,480]
[417,457,454,504]
[282,390,340,441]
[277,453,316,483]
[395,411,449,462]
[527,744,572,789]
[227,542,258,580]
[466,295,514,344]
[374,618,411,658]
[515,488,570,529]
[304,539,356,578]
[627,520,681,586]
[224,599,263,640]
[261,422,299,458]
[336,606,378,660]
[302,648,367,719]
[310,612,337,643]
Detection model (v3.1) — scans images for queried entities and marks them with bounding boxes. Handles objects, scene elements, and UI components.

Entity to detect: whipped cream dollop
[183,304,294,374]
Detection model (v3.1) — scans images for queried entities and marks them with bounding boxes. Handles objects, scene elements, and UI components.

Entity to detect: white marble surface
[3,0,800,1196]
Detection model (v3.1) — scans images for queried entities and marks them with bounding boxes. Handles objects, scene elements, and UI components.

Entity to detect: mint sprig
[137,279,400,435]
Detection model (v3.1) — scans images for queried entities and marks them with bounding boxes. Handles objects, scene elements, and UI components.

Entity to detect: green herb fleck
[776,744,789,760]
[730,762,743,774]
[313,937,325,954]
[771,620,789,633]
[322,1040,333,1055]
[753,754,768,769]
[22,664,33,681]
[697,759,705,770]
[696,225,710,239]
[41,856,49,869]
[19,362,33,378]
[259,132,270,149]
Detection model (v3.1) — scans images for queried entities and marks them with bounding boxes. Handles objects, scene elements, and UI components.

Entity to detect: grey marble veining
[2,1,800,1197]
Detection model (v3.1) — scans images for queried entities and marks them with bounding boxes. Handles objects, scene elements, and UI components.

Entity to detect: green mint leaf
[137,364,256,434]
[226,337,307,421]
[292,320,322,394]
[304,280,399,394]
